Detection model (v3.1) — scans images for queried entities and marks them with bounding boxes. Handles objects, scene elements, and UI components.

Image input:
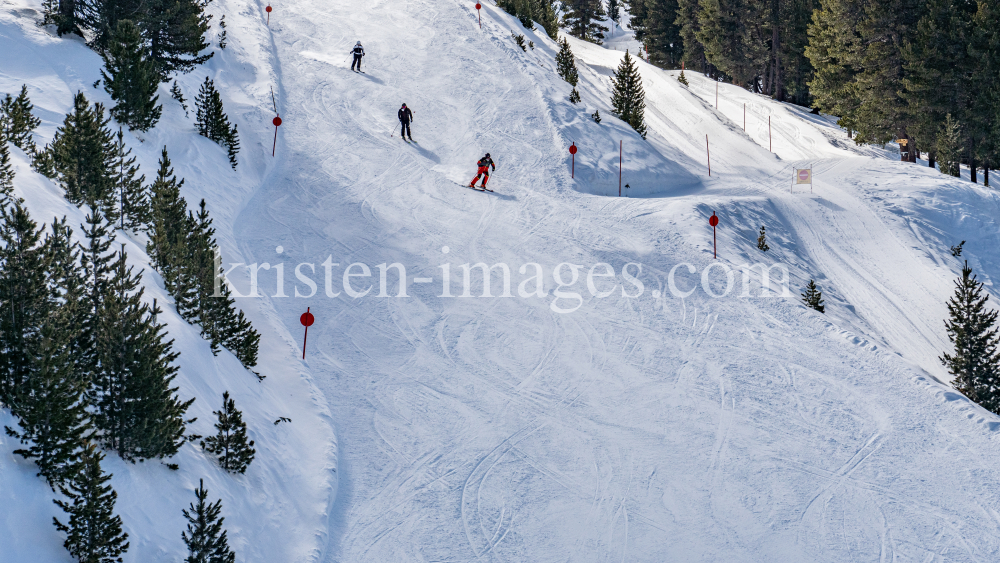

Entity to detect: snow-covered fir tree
[101,20,162,132]
[202,391,256,474]
[53,443,130,563]
[801,279,825,313]
[940,261,1000,413]
[182,479,237,563]
[610,50,647,138]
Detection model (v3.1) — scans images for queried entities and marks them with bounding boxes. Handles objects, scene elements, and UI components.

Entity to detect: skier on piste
[351,41,365,72]
[469,153,496,189]
[398,103,414,141]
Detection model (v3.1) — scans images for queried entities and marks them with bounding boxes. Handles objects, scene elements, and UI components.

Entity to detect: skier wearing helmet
[469,153,496,189]
[398,103,414,141]
[351,41,365,72]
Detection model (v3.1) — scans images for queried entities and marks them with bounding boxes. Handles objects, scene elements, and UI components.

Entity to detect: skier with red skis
[469,153,495,190]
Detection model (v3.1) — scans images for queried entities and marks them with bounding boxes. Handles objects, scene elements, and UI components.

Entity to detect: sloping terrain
[6,0,1000,561]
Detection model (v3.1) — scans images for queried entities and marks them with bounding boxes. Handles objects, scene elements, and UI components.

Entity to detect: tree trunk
[970,139,977,183]
[909,138,917,163]
[929,151,936,168]
[985,164,990,187]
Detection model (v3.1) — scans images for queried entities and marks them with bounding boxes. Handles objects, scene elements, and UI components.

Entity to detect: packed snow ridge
[5,0,1000,561]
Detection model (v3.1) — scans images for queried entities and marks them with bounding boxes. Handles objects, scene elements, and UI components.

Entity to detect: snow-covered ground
[6,0,1000,561]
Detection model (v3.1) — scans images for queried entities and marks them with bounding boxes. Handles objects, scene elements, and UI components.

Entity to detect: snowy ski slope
[7,0,1000,561]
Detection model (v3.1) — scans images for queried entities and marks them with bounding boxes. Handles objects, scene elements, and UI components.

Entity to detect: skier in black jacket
[469,153,496,189]
[351,41,365,72]
[398,103,414,141]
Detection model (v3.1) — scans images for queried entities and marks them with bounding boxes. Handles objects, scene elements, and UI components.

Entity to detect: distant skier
[469,153,496,189]
[351,41,365,72]
[398,103,414,141]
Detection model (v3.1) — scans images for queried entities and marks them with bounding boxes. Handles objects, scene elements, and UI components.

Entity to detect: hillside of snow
[7,0,1000,561]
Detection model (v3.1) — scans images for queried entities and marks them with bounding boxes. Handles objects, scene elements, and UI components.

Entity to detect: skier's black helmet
[485,153,491,158]
[402,103,407,108]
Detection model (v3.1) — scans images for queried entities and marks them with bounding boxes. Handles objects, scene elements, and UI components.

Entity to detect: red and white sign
[795,168,812,184]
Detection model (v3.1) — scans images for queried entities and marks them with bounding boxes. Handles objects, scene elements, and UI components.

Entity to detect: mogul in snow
[398,103,414,141]
[469,153,496,189]
[350,41,364,72]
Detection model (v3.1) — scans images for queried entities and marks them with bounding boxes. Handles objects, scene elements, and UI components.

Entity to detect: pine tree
[143,0,214,80]
[678,68,689,85]
[228,310,260,369]
[146,147,194,301]
[675,0,708,72]
[642,0,684,69]
[91,243,194,461]
[52,443,129,563]
[757,225,769,251]
[592,109,602,123]
[535,0,559,40]
[194,78,240,167]
[41,0,83,37]
[1,85,42,153]
[941,261,1000,413]
[32,143,57,178]
[610,50,647,138]
[201,391,256,474]
[102,20,163,132]
[563,0,609,44]
[937,114,962,177]
[225,124,240,170]
[6,303,91,488]
[50,92,118,221]
[218,15,227,50]
[516,0,535,29]
[801,279,825,313]
[171,81,189,116]
[182,479,237,563]
[556,38,580,86]
[608,0,621,29]
[188,200,221,351]
[111,128,149,232]
[0,204,51,407]
[0,125,14,203]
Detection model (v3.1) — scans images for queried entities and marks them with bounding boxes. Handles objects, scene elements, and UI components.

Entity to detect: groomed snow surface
[5,0,1000,561]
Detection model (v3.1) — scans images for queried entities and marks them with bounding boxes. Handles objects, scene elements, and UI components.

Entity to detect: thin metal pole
[706,135,711,176]
[619,140,622,196]
[273,126,278,156]
[716,81,718,109]
[769,116,772,152]
[743,103,746,131]
[302,307,310,359]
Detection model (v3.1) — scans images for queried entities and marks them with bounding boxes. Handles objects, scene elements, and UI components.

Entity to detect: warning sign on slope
[795,169,812,184]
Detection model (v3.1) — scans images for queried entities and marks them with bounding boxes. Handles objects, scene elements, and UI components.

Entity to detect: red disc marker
[300,307,314,359]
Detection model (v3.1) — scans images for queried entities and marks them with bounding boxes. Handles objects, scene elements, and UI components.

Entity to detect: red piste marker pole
[266,4,272,25]
[300,307,315,359]
[272,116,282,156]
[709,212,719,259]
[475,3,481,28]
[569,142,577,178]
